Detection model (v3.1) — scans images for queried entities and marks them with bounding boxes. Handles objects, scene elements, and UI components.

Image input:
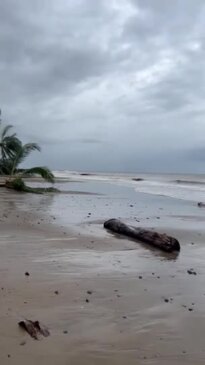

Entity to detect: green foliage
[0,158,13,175]
[23,166,55,183]
[6,177,59,194]
[0,124,22,162]
[6,177,26,191]
[0,111,56,194]
[11,143,41,172]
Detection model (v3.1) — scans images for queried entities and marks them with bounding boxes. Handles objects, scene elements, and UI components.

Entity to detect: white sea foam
[53,170,205,203]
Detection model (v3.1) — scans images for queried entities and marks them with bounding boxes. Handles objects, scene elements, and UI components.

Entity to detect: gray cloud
[0,0,205,172]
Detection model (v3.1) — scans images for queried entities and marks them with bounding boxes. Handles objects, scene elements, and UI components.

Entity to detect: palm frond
[1,125,13,139]
[23,142,41,152]
[8,133,17,139]
[21,143,41,159]
[23,166,55,183]
[12,142,41,169]
[2,136,22,158]
[0,122,21,161]
[3,136,20,144]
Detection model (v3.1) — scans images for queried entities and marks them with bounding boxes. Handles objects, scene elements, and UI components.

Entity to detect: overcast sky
[1,0,205,173]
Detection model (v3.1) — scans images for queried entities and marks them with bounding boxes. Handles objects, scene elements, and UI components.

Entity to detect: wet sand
[0,182,205,364]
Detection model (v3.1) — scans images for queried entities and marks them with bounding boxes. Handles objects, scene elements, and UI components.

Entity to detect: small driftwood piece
[104,219,180,252]
[18,319,50,340]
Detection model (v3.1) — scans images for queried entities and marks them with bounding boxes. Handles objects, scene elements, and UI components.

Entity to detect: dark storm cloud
[0,1,114,101]
[0,0,205,172]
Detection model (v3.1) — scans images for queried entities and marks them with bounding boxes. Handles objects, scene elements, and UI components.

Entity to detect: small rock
[188,308,193,312]
[87,290,93,295]
[85,299,89,303]
[122,316,127,319]
[54,290,59,295]
[198,202,205,207]
[164,298,169,303]
[187,269,197,275]
[138,276,143,279]
[20,341,26,346]
[63,330,68,334]
[25,272,30,277]
[132,178,144,182]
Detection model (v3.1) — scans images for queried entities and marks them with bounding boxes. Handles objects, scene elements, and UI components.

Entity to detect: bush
[6,177,26,191]
[5,177,59,194]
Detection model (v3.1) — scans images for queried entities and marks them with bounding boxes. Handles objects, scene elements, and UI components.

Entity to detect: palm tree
[0,112,55,193]
[0,124,22,174]
[5,142,55,193]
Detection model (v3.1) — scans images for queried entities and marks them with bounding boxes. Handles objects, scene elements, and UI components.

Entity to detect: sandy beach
[1,173,205,364]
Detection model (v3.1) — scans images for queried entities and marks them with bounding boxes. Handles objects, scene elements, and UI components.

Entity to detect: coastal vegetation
[0,112,57,193]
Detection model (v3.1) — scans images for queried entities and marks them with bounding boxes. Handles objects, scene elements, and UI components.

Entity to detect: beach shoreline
[1,176,205,364]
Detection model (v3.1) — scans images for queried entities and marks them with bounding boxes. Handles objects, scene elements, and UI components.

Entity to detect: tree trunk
[104,219,180,252]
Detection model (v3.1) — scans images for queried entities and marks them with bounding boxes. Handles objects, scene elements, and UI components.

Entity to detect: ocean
[53,171,205,203]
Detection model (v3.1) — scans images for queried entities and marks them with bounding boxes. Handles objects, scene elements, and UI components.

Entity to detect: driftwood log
[104,219,180,253]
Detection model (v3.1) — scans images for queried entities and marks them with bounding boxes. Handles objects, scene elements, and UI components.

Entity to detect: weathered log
[104,219,180,252]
